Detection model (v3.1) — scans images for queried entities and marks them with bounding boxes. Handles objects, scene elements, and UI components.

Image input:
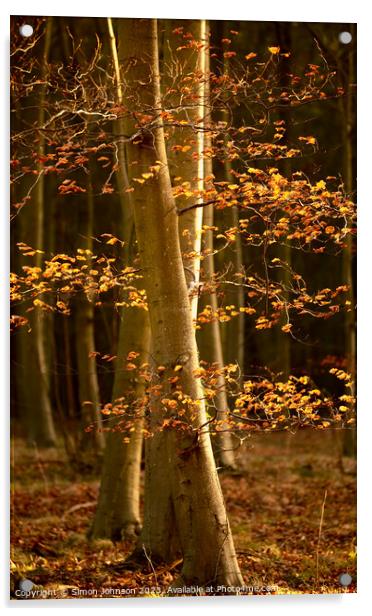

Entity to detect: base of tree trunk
[88,519,142,543]
[121,547,179,571]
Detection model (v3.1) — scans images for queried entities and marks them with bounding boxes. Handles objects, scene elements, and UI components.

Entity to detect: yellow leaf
[281,323,293,333]
[126,362,137,371]
[299,376,310,385]
[298,136,316,145]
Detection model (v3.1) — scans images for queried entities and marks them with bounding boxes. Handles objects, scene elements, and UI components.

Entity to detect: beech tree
[10,16,356,595]
[162,20,237,468]
[12,17,57,447]
[89,18,151,539]
[116,17,243,586]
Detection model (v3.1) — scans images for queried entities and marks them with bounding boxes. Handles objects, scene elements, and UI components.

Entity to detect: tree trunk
[16,17,57,447]
[121,18,243,588]
[275,22,292,379]
[198,24,236,469]
[107,17,135,244]
[89,19,150,539]
[75,178,104,452]
[163,20,206,319]
[220,24,245,377]
[89,305,150,539]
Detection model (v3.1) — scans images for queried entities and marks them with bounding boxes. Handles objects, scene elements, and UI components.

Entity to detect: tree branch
[177,199,219,216]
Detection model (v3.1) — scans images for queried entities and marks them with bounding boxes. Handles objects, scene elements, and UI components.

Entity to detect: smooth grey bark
[198,26,237,469]
[163,20,206,318]
[120,18,243,587]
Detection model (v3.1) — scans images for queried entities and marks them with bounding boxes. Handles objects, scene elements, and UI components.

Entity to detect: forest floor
[10,429,356,599]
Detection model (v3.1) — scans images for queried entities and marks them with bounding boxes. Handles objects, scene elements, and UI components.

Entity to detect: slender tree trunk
[89,19,150,539]
[275,22,292,379]
[89,305,150,539]
[164,22,236,469]
[163,20,206,318]
[224,184,245,375]
[17,17,57,447]
[75,178,104,452]
[107,17,134,243]
[198,24,236,469]
[62,317,77,420]
[221,25,245,377]
[121,18,243,588]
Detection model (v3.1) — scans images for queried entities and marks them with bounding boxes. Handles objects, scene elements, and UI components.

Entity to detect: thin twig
[142,544,158,587]
[62,501,97,520]
[315,489,328,586]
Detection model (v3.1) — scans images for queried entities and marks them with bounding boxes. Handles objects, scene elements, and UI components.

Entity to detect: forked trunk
[120,18,243,588]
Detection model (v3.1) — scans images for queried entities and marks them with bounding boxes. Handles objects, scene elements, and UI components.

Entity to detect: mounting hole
[19,24,34,38]
[339,31,352,45]
[18,578,34,592]
[339,573,352,587]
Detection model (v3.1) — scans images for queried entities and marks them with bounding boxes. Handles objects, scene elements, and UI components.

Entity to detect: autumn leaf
[298,135,316,145]
[281,323,293,333]
[126,363,137,371]
[102,184,114,194]
[105,236,122,245]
